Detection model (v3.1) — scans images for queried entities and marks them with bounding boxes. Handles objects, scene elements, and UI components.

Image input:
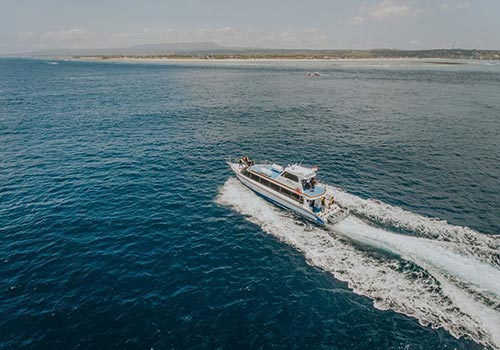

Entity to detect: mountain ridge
[3,41,500,60]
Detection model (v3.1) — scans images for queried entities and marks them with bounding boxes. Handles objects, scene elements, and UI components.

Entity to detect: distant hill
[127,42,228,52]
[4,42,500,60]
[4,41,244,57]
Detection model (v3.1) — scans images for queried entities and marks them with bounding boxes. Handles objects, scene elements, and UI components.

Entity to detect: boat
[226,157,349,226]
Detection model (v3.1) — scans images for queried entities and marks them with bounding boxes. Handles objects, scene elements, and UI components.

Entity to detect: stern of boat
[323,204,350,225]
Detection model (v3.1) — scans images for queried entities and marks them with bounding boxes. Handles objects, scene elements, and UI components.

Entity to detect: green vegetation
[76,49,500,61]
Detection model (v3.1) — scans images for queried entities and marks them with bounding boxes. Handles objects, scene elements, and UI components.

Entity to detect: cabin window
[280,187,300,202]
[269,182,280,191]
[250,173,260,182]
[282,172,299,182]
[260,178,270,187]
[248,172,301,203]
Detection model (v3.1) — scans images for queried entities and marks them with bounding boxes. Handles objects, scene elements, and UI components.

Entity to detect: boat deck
[302,186,325,197]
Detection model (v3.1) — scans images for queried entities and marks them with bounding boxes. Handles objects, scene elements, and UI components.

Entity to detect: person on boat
[238,158,244,168]
[243,156,250,166]
[329,197,335,209]
[310,178,317,190]
[304,179,311,190]
[313,198,322,213]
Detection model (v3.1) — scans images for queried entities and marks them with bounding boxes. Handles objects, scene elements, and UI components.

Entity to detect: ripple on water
[1,58,499,350]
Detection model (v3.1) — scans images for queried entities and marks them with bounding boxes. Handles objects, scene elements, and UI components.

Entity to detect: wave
[216,177,500,349]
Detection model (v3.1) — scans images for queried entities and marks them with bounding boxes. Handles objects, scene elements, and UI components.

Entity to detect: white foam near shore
[216,177,500,349]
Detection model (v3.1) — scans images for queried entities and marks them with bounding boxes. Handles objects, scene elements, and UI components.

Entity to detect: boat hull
[228,163,325,225]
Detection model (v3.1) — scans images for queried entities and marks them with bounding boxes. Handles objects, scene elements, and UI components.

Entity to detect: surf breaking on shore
[216,177,500,350]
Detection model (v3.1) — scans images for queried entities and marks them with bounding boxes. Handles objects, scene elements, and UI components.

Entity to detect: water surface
[1,58,499,349]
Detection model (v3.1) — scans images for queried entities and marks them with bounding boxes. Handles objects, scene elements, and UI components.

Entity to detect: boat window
[280,187,300,202]
[248,173,301,203]
[269,182,280,191]
[260,178,270,187]
[282,172,299,182]
[250,173,260,182]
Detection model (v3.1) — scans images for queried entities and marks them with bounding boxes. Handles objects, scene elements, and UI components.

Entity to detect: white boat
[227,157,349,226]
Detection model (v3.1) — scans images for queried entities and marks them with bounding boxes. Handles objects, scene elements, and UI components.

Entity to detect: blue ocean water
[1,58,499,350]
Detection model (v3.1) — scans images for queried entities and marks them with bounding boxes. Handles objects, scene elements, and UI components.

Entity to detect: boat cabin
[279,165,325,197]
[243,163,326,199]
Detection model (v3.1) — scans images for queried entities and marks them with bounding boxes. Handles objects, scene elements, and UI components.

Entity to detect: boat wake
[216,177,500,349]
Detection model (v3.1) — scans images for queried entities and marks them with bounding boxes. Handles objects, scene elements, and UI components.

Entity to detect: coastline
[67,56,474,65]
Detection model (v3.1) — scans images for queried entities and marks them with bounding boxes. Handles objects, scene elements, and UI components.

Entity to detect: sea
[0,58,499,350]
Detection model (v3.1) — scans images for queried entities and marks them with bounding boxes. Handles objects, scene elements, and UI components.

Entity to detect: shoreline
[67,56,474,65]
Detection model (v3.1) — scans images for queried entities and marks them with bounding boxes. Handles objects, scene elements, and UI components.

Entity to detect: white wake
[216,177,500,349]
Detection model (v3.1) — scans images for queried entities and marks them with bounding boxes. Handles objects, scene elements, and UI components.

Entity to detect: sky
[0,0,499,54]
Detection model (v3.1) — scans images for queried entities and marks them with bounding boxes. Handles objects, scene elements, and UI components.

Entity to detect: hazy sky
[1,0,499,53]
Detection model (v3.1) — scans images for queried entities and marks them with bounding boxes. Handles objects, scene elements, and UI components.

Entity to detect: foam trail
[327,186,500,267]
[333,217,500,298]
[216,178,500,349]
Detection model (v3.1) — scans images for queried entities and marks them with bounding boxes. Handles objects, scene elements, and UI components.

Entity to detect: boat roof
[248,163,325,198]
[284,164,316,179]
[251,164,281,180]
[251,163,316,180]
